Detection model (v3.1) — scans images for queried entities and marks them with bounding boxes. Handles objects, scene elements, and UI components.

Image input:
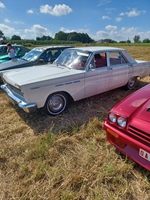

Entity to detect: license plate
[139,148,150,161]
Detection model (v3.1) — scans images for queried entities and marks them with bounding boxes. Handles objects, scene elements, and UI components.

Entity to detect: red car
[104,84,150,171]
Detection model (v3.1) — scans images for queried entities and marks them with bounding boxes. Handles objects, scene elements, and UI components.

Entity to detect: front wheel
[43,92,68,116]
[124,77,137,90]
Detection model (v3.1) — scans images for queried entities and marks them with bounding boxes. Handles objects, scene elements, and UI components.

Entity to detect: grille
[7,84,24,97]
[128,125,150,147]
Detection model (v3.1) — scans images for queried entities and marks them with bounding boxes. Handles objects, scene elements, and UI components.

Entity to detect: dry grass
[0,46,150,200]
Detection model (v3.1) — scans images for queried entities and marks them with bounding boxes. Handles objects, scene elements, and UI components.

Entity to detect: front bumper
[0,84,37,113]
[104,121,150,171]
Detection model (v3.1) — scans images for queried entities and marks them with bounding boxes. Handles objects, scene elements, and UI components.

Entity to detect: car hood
[111,84,150,120]
[0,58,29,70]
[2,64,83,86]
[132,99,150,122]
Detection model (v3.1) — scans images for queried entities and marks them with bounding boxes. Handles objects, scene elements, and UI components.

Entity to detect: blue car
[0,44,30,63]
[0,46,72,82]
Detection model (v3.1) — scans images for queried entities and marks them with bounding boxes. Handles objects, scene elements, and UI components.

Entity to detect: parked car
[103,84,150,171]
[0,46,150,116]
[0,45,72,72]
[0,44,30,63]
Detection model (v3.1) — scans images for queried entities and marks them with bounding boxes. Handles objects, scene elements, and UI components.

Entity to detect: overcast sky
[0,0,149,42]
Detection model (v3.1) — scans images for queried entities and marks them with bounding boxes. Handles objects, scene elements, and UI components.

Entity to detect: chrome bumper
[0,84,37,113]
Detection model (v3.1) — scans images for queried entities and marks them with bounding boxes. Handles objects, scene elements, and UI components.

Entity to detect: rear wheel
[124,77,137,90]
[43,92,68,116]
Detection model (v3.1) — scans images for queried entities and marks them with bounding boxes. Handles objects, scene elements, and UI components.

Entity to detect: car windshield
[0,46,7,54]
[22,48,44,61]
[53,49,91,70]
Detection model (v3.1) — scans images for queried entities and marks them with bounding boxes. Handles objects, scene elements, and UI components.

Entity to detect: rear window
[109,52,129,65]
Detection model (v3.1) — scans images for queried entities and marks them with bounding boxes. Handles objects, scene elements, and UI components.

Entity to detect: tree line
[0,30,95,45]
[0,30,150,45]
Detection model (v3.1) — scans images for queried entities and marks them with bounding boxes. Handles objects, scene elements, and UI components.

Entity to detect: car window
[94,52,107,68]
[41,50,53,61]
[22,48,44,61]
[52,49,62,59]
[0,46,7,53]
[109,51,129,65]
[54,49,91,70]
[15,47,21,56]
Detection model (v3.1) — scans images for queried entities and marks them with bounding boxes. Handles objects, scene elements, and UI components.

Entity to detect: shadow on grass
[6,80,149,135]
[11,89,131,134]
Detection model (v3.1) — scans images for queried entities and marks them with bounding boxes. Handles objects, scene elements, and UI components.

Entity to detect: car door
[84,52,110,98]
[107,51,130,90]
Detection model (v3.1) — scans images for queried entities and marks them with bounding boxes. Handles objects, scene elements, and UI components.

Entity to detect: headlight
[15,83,21,90]
[117,117,127,128]
[108,113,116,123]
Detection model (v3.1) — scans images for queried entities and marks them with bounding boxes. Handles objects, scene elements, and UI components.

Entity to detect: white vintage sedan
[1,46,150,115]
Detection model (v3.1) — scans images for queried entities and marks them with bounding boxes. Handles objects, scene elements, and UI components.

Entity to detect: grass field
[0,46,150,200]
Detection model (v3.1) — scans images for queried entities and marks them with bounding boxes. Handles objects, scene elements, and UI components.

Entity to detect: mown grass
[0,46,150,200]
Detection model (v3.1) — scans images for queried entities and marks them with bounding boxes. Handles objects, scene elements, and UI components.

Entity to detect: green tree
[143,38,150,43]
[67,32,80,41]
[78,33,95,43]
[54,31,67,40]
[133,35,140,43]
[0,30,5,38]
[36,35,53,41]
[99,39,117,43]
[11,35,21,40]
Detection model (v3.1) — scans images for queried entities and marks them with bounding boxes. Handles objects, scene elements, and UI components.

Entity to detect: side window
[15,47,21,56]
[1,46,7,53]
[45,50,52,59]
[109,52,128,65]
[53,49,61,59]
[94,52,107,68]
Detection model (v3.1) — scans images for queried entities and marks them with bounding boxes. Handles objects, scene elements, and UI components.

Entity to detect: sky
[0,0,150,42]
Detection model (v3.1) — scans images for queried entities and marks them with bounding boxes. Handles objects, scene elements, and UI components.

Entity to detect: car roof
[33,46,73,50]
[0,44,24,47]
[69,46,125,52]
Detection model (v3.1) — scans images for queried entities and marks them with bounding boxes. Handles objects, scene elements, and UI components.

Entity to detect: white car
[1,46,150,115]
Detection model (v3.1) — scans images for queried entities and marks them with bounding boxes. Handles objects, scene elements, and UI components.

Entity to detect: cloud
[3,18,24,25]
[60,27,89,34]
[0,1,5,9]
[40,4,72,16]
[14,21,24,24]
[95,30,110,39]
[120,8,146,17]
[27,9,34,14]
[105,25,117,31]
[98,0,112,6]
[119,12,125,16]
[94,26,146,42]
[4,18,10,23]
[115,17,122,22]
[24,24,53,39]
[138,31,150,40]
[0,23,15,37]
[105,8,116,13]
[102,16,111,20]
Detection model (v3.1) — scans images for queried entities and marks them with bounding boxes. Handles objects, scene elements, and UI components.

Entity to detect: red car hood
[134,99,150,122]
[111,84,150,121]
